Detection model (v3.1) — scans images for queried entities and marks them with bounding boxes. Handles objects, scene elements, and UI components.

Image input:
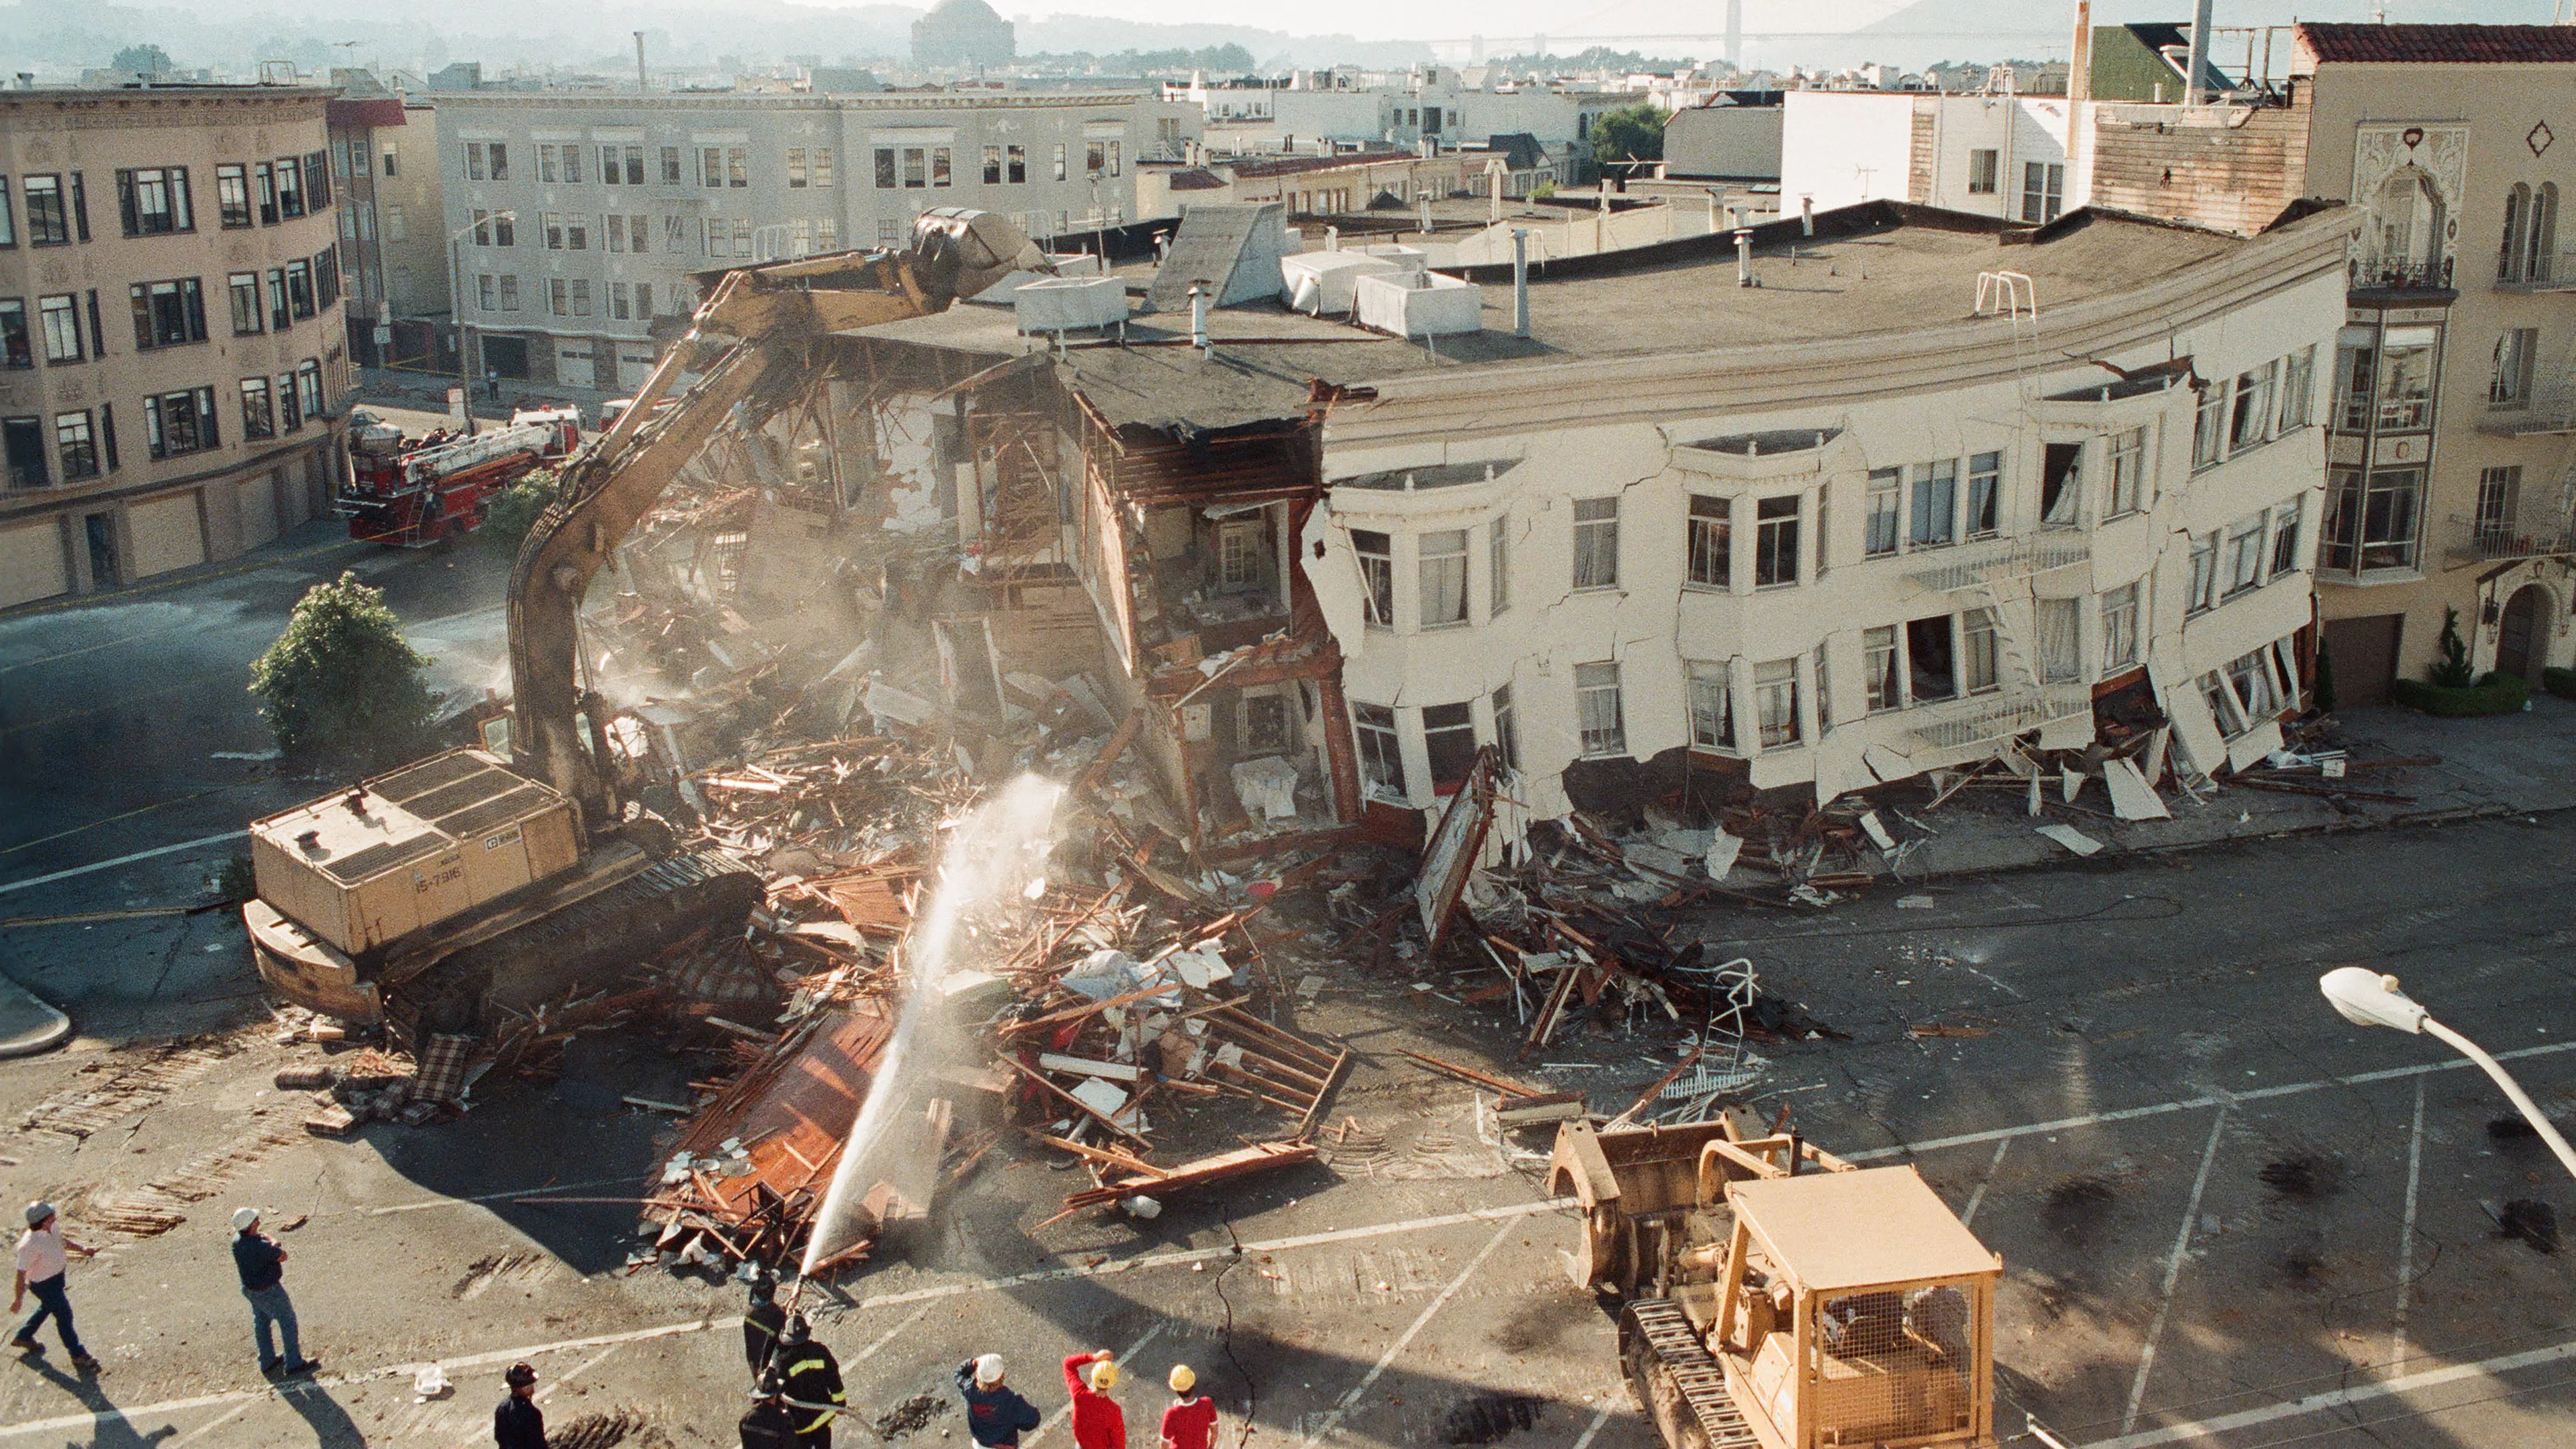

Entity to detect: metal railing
[2449,512,2576,563]
[2495,245,2576,292]
[2348,255,2454,292]
[1908,685,2093,750]
[1903,532,2091,593]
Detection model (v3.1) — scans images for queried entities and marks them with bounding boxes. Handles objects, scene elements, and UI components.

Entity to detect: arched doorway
[2495,583,2551,682]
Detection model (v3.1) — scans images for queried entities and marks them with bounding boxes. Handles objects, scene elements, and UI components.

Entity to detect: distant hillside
[1841,0,2564,68]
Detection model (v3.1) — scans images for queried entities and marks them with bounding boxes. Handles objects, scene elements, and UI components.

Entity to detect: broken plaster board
[2103,757,2171,821]
[1299,504,1367,659]
[2035,823,2104,856]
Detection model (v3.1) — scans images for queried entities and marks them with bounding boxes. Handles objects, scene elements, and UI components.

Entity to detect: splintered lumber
[1401,1049,1545,1099]
[1029,1131,1168,1180]
[1004,1057,1151,1144]
[1061,1140,1318,1209]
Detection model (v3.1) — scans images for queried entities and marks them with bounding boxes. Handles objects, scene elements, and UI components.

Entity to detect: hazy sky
[1003,0,1912,45]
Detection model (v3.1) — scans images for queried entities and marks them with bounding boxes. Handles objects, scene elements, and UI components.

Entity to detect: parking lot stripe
[0,826,247,891]
[2392,1075,2426,1373]
[1569,1397,1620,1449]
[1959,1138,2011,1226]
[0,1197,1569,1440]
[2090,1334,2576,1448]
[1299,1216,1518,1448]
[2121,1106,2230,1436]
[1844,1039,2576,1163]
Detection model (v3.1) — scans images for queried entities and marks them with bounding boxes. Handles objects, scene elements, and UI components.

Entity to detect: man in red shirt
[1061,1349,1125,1449]
[1160,1365,1217,1449]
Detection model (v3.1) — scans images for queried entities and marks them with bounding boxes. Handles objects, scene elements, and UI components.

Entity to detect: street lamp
[2319,966,2576,1181]
[447,211,515,437]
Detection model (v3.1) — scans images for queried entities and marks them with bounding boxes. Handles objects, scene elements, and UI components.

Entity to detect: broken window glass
[2041,442,2083,527]
[1906,616,1956,702]
[1754,495,1799,587]
[1424,702,1476,789]
[1754,658,1799,748]
[1864,626,1900,712]
[1490,683,1517,770]
[1687,494,1730,588]
[1354,703,1405,797]
[1687,660,1732,748]
[1353,529,1393,626]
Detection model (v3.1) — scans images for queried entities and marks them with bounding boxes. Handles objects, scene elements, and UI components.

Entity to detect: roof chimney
[2184,0,2215,105]
[1511,227,1531,338]
[1736,229,1755,287]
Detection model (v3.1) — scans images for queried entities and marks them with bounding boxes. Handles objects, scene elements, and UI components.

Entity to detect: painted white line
[168,1397,259,1445]
[2393,1075,2425,1373]
[1844,1040,2576,1163]
[0,829,248,895]
[1569,1398,1621,1449]
[1026,1321,1169,1446]
[1960,1137,2011,1228]
[1300,1216,1519,1448]
[848,1303,935,1366]
[362,1175,639,1215]
[2088,1335,2576,1448]
[2121,1106,2230,1436]
[846,1197,1569,1313]
[0,1198,1567,1440]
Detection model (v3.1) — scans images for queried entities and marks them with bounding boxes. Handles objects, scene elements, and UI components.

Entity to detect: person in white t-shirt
[11,1202,98,1371]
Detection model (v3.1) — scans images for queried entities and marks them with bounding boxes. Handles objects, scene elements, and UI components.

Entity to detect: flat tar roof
[852,208,2281,433]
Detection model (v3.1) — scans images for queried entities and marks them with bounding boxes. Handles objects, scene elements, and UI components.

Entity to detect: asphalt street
[0,528,2570,1449]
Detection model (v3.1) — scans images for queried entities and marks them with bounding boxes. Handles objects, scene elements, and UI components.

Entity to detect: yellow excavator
[243,210,1051,1046]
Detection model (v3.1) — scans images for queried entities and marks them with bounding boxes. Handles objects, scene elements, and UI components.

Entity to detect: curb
[0,976,74,1059]
[1892,795,2546,886]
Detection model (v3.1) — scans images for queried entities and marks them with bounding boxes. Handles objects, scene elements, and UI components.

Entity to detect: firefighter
[765,1315,846,1445]
[743,1275,787,1380]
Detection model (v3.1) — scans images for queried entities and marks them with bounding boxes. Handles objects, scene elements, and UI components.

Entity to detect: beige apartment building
[2083,23,2576,701]
[0,84,351,608]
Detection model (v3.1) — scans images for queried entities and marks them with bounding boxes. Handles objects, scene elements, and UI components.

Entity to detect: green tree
[477,464,568,552]
[1589,102,1666,183]
[111,43,175,75]
[249,571,436,768]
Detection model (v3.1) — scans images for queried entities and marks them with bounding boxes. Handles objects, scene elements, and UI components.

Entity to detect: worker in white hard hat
[1161,1364,1217,1449]
[10,1201,98,1371]
[956,1352,1043,1446]
[229,1207,317,1377]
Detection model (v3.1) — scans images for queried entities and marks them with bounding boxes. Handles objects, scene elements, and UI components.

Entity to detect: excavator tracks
[386,847,761,1048]
[1622,1299,1762,1449]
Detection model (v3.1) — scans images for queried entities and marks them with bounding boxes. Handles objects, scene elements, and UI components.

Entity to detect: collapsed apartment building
[571,200,2351,883]
[705,196,2343,860]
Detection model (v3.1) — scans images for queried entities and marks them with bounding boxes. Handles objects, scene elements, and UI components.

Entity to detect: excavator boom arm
[503,210,1050,831]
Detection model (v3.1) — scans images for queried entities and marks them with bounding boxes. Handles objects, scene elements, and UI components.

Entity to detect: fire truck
[339,408,582,547]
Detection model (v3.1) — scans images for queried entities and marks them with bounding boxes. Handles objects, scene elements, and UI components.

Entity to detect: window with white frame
[1863,626,1900,712]
[2105,426,2146,517]
[2020,161,2064,224]
[1353,529,1393,626]
[2280,345,2316,429]
[1490,683,1518,770]
[1488,519,1509,616]
[1908,460,1956,548]
[2036,597,2082,682]
[1967,148,1999,194]
[2193,382,2227,469]
[2492,327,2538,408]
[1687,660,1733,750]
[1865,467,1899,557]
[2186,534,2217,614]
[1573,497,1620,589]
[1813,643,1832,730]
[2040,442,2083,527]
[2100,582,2140,671]
[1575,661,1626,756]
[1754,495,1800,587]
[1687,494,1730,588]
[2223,513,2266,595]
[1354,703,1405,796]
[2268,498,2304,579]
[1754,658,1800,748]
[2230,359,2277,450]
[1419,529,1468,626]
[1424,702,1477,789]
[1966,450,2001,536]
[1962,608,2001,693]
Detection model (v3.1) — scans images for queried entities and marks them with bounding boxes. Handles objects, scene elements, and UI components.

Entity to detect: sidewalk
[1865,694,2576,879]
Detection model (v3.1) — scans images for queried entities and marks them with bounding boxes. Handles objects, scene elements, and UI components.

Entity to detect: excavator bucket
[912,207,1049,303]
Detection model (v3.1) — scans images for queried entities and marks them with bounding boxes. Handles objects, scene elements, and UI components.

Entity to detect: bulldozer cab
[1715,1168,1999,1449]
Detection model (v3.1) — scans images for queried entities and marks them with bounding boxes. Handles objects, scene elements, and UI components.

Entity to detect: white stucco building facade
[1780,90,2076,223]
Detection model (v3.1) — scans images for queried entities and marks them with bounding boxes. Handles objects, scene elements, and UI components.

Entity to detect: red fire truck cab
[339,408,581,547]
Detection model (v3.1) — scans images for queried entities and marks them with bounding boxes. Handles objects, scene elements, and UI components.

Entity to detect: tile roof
[2298,23,2576,65]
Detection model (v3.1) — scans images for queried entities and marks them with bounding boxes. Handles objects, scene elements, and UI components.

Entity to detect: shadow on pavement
[14,1355,179,1448]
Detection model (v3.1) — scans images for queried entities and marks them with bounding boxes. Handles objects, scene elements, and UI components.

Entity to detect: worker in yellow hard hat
[1161,1364,1216,1449]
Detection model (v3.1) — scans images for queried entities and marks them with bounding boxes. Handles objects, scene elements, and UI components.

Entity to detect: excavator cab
[1554,1119,2002,1449]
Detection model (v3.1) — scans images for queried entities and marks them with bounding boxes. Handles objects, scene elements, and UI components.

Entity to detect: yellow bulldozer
[1550,1115,2001,1449]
